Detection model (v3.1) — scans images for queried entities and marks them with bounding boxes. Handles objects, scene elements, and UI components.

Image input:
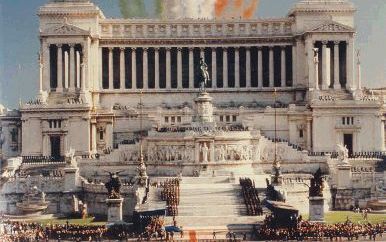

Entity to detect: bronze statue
[105,171,123,199]
[199,58,210,92]
[265,178,285,202]
[309,168,324,197]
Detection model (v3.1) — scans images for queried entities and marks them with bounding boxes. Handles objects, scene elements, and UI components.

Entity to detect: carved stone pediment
[42,23,90,36]
[309,21,354,33]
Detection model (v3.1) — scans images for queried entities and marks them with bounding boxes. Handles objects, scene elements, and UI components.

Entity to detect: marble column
[120,47,125,89]
[322,41,330,90]
[346,39,354,90]
[81,63,86,92]
[314,46,320,90]
[155,47,160,89]
[211,47,217,88]
[143,48,148,89]
[57,44,63,92]
[306,38,315,90]
[91,123,97,153]
[223,47,228,88]
[64,50,69,89]
[166,47,171,89]
[131,48,137,90]
[333,41,341,90]
[63,135,68,156]
[189,47,194,89]
[307,118,312,151]
[108,47,114,89]
[356,49,361,90]
[269,46,274,87]
[76,51,81,88]
[69,44,75,91]
[39,61,43,93]
[177,47,182,89]
[42,134,49,157]
[258,47,263,88]
[42,42,50,91]
[246,47,251,88]
[281,46,286,87]
[235,47,240,88]
[292,42,297,87]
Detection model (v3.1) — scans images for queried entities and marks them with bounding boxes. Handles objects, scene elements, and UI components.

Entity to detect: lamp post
[272,88,282,185]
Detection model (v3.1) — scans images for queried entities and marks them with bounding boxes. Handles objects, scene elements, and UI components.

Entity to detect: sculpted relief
[214,144,260,162]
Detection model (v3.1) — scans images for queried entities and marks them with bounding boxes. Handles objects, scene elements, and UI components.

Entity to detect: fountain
[16,186,49,215]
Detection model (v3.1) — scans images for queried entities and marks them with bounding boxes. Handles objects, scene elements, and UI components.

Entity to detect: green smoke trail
[154,0,163,18]
[119,0,147,18]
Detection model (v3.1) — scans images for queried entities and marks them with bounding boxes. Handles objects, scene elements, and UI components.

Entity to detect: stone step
[178,205,247,216]
[180,187,240,196]
[179,183,236,189]
[179,198,243,206]
[165,215,263,228]
[181,176,231,184]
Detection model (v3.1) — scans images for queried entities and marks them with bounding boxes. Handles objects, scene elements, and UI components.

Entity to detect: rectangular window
[351,117,354,125]
[171,116,175,123]
[99,131,104,140]
[165,117,169,123]
[177,116,181,123]
[226,115,230,122]
[220,116,223,122]
[299,129,304,138]
[232,115,237,122]
[342,117,345,125]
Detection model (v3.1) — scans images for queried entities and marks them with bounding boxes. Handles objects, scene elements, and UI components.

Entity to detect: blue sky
[0,0,385,108]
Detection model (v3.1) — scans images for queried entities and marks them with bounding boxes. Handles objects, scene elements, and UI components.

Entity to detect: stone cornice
[98,36,294,46]
[307,20,355,34]
[41,22,91,37]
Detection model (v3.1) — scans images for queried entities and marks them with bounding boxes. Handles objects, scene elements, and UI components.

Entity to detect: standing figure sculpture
[199,58,210,92]
[105,171,123,199]
[309,168,324,197]
[200,143,209,162]
[336,144,349,164]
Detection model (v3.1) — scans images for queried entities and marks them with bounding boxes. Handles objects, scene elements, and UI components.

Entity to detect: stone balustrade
[82,182,136,194]
[99,19,293,39]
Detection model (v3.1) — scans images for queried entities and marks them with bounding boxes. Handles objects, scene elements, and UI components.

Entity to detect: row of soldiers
[161,178,180,216]
[239,178,263,216]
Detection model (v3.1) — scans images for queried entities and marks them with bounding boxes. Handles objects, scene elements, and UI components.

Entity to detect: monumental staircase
[164,174,267,231]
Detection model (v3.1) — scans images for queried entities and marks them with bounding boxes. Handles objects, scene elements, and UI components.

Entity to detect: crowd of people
[239,178,263,216]
[0,221,142,241]
[254,215,385,241]
[160,178,180,216]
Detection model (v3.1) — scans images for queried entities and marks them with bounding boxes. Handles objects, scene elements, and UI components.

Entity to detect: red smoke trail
[235,0,243,9]
[243,0,259,19]
[215,0,228,17]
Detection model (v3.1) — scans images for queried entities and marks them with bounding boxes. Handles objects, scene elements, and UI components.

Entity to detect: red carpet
[189,230,198,242]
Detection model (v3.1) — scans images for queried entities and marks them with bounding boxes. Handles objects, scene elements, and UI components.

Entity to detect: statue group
[309,168,324,197]
[105,171,122,199]
[198,58,210,92]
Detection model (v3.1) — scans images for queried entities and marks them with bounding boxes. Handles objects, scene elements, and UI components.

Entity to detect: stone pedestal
[194,92,214,123]
[309,196,325,222]
[106,198,124,223]
[336,164,352,189]
[63,166,79,192]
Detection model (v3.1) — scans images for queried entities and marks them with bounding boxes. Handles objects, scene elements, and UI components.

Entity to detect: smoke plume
[119,0,259,20]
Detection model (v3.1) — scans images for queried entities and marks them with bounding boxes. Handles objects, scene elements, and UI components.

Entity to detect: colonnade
[101,45,294,90]
[48,44,85,92]
[310,40,352,90]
